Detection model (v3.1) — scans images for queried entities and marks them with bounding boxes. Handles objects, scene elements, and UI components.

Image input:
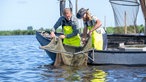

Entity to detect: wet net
[40,37,93,66]
[109,0,140,34]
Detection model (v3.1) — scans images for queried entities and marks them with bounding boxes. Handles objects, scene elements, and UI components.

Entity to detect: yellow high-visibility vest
[63,26,81,47]
[88,26,103,50]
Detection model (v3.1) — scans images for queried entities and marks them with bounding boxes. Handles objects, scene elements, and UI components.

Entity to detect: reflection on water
[40,64,146,82]
[41,65,107,82]
[91,70,107,82]
[0,35,146,82]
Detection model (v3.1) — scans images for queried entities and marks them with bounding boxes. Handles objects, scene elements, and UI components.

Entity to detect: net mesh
[40,37,93,66]
[109,0,140,34]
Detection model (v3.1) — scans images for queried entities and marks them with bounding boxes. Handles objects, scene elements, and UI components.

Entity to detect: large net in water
[109,0,140,34]
[40,37,93,66]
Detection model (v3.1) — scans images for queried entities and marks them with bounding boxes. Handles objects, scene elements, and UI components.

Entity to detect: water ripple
[0,35,146,82]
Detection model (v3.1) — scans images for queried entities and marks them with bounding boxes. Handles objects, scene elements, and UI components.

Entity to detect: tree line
[0,30,36,36]
[0,25,144,36]
[106,25,144,34]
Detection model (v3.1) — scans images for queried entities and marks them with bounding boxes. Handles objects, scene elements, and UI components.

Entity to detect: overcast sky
[0,0,144,30]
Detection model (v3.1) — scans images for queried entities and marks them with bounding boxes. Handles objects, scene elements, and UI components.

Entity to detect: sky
[0,0,144,30]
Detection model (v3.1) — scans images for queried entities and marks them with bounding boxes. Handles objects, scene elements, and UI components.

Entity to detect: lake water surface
[0,35,146,82]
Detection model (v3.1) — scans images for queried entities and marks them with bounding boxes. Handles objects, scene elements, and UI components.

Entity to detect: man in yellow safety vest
[50,8,81,47]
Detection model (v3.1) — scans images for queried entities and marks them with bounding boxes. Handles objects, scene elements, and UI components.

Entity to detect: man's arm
[89,16,102,33]
[50,17,63,37]
[51,16,63,32]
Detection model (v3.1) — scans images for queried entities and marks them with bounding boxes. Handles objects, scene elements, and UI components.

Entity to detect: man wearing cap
[76,8,107,50]
[50,8,81,47]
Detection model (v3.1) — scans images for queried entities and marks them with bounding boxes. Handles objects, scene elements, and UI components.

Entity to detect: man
[76,8,107,50]
[50,8,81,47]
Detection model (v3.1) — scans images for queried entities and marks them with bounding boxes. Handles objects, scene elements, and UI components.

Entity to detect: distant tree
[140,24,144,27]
[39,27,44,31]
[27,26,33,30]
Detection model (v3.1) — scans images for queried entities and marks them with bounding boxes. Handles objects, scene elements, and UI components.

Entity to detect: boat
[36,31,146,65]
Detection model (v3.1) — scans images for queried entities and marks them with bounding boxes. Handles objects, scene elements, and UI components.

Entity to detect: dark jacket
[51,16,79,38]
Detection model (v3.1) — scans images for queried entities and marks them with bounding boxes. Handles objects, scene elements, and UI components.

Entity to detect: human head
[76,8,91,21]
[76,8,87,19]
[63,8,72,20]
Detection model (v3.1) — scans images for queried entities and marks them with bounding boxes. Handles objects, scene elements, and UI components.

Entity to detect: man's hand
[59,35,66,39]
[82,38,86,44]
[88,31,92,37]
[50,32,56,38]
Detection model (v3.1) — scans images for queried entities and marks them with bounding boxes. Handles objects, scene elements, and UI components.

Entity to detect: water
[0,35,146,82]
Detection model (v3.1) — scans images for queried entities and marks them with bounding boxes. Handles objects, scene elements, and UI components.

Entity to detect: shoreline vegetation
[0,30,36,36]
[0,25,144,36]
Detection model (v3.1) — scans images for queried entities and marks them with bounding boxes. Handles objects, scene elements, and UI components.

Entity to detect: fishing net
[109,0,140,34]
[140,0,146,35]
[40,37,93,66]
[140,0,146,19]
